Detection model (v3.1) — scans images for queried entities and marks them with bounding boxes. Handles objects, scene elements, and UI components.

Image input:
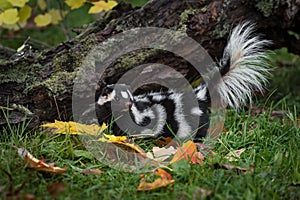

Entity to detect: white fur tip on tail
[218,22,272,109]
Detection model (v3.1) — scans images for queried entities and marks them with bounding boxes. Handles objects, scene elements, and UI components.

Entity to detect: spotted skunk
[96,22,270,139]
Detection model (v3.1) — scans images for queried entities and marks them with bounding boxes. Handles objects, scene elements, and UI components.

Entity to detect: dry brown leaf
[155,137,177,146]
[16,147,66,174]
[82,168,103,175]
[106,140,147,156]
[213,163,248,172]
[147,146,177,162]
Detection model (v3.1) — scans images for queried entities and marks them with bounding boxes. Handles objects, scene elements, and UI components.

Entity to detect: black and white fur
[96,22,270,139]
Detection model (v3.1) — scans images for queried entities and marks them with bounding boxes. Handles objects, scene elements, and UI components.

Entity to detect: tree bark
[0,0,299,127]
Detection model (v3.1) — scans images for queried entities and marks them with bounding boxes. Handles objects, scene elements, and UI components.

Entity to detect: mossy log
[0,0,299,128]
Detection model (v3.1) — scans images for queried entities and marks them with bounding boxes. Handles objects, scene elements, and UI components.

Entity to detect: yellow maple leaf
[7,0,29,7]
[65,0,86,9]
[48,9,62,25]
[41,120,107,135]
[34,13,51,27]
[0,8,19,25]
[102,134,127,142]
[18,5,32,22]
[88,0,118,14]
[98,134,149,158]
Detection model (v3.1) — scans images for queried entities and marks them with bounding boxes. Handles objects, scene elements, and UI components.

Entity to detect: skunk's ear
[101,85,114,96]
[106,84,115,89]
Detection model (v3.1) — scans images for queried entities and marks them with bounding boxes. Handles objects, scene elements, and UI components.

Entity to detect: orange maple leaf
[170,140,204,165]
[137,168,174,191]
[137,178,175,191]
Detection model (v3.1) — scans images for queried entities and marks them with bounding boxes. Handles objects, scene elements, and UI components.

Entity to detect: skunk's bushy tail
[217,22,271,109]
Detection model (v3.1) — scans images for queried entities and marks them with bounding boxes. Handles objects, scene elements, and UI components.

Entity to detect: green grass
[0,101,299,199]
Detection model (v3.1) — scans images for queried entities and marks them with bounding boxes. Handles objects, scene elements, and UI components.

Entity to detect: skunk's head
[97,84,133,112]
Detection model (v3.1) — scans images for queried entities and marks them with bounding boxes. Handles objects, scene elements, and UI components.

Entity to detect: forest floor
[0,99,299,199]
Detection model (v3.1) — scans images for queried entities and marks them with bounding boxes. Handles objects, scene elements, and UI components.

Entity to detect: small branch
[0,35,52,49]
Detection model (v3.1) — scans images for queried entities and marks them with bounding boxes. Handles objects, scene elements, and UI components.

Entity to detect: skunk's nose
[125,101,132,108]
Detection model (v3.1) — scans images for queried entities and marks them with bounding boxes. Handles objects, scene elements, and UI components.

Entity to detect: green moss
[114,49,159,70]
[0,62,29,84]
[207,21,231,39]
[177,8,197,32]
[42,71,77,96]
[255,0,292,17]
[180,8,197,24]
[0,62,45,90]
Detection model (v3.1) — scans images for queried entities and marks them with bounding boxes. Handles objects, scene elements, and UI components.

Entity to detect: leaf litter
[10,120,255,192]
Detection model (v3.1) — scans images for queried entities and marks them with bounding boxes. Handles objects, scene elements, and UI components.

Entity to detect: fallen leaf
[137,168,174,191]
[154,168,173,180]
[47,182,66,197]
[41,120,107,135]
[96,137,161,169]
[213,163,249,173]
[137,178,175,191]
[170,140,204,165]
[147,146,177,162]
[16,147,66,174]
[98,134,147,157]
[224,148,246,162]
[82,168,103,175]
[155,137,175,146]
[99,134,127,142]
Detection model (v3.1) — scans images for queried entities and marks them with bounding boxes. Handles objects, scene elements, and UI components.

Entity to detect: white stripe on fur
[153,104,167,136]
[169,92,192,138]
[130,104,154,125]
[195,84,207,101]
